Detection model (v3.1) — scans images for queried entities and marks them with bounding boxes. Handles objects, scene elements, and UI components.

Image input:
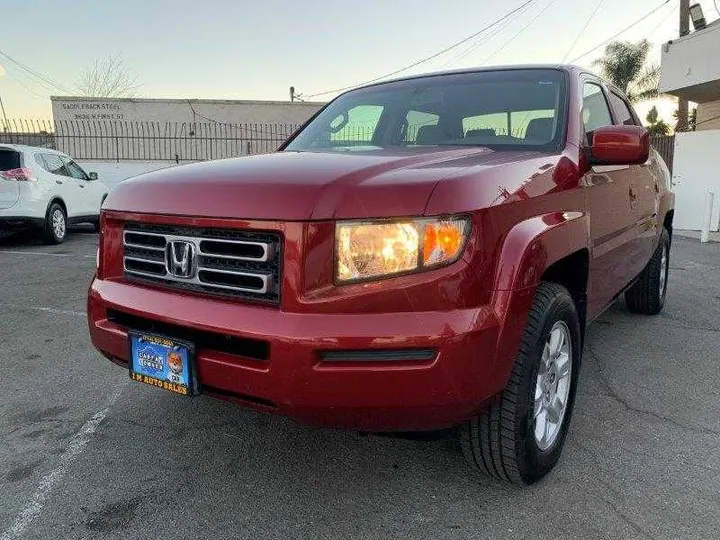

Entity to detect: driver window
[61,157,89,180]
[329,105,383,145]
[582,83,613,139]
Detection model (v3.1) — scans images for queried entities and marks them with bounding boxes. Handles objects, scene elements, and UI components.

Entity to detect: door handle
[55,180,63,185]
[629,186,637,199]
[79,184,86,188]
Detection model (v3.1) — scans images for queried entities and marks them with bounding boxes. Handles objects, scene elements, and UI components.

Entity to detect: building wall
[659,22,720,102]
[51,97,324,125]
[672,131,720,231]
[49,96,321,161]
[697,99,720,130]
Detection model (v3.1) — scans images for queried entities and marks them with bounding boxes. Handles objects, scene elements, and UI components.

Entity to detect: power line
[569,0,671,63]
[647,1,677,37]
[562,0,606,62]
[0,48,75,95]
[306,0,536,98]
[3,63,58,95]
[481,0,558,65]
[438,16,515,68]
[439,0,537,68]
[5,72,48,99]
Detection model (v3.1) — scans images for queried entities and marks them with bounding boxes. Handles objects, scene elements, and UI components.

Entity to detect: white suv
[0,144,109,244]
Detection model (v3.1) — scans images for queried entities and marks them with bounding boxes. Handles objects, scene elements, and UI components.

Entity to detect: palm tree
[645,106,670,135]
[673,107,697,131]
[593,40,659,103]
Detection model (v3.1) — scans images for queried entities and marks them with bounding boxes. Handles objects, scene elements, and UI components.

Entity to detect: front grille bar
[123,230,272,262]
[122,228,277,297]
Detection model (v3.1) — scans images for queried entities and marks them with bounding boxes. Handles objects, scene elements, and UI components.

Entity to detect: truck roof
[348,63,611,93]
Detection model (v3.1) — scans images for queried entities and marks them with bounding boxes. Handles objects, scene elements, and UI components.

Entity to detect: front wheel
[460,282,582,484]
[625,228,670,315]
[43,203,67,244]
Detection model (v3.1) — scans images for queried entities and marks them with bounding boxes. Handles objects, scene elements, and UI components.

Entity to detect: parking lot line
[0,250,95,259]
[0,250,70,257]
[0,304,86,318]
[0,382,127,540]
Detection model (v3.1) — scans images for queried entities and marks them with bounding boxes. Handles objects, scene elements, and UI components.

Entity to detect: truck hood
[105,147,558,220]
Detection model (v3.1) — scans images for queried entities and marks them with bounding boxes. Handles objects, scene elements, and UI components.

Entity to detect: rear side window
[41,153,70,176]
[608,92,637,126]
[0,149,21,171]
[582,83,613,138]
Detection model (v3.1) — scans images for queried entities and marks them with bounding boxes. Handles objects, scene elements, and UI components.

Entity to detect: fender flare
[44,197,67,219]
[486,211,590,395]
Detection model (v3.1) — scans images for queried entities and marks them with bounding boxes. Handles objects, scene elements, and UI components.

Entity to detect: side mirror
[589,125,649,166]
[87,172,99,180]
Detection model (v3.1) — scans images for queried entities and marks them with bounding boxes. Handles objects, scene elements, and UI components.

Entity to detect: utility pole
[677,0,690,131]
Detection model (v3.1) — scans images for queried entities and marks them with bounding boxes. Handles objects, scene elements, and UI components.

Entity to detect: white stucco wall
[697,99,720,130]
[659,22,720,101]
[52,97,323,125]
[671,131,720,231]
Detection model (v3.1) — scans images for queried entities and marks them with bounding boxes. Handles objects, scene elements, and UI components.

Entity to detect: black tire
[460,282,582,485]
[625,228,670,315]
[43,202,67,244]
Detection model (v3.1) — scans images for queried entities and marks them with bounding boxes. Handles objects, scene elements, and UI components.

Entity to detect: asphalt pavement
[0,228,719,540]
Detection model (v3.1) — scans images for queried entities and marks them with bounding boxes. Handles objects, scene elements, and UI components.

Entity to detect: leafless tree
[76,55,139,98]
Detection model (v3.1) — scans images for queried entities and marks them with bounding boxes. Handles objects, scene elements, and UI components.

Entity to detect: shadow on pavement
[0,224,97,247]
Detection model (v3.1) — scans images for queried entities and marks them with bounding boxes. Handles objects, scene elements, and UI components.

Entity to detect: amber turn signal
[423,220,468,266]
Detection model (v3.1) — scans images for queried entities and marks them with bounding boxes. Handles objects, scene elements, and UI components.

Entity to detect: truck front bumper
[88,278,502,431]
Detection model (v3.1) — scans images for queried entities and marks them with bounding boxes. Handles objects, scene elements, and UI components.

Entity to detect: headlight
[335,217,470,283]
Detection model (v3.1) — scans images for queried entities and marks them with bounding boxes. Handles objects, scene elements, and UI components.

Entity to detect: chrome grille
[122,223,282,303]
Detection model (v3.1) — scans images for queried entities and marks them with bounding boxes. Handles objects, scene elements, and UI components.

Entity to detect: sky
[1,0,718,124]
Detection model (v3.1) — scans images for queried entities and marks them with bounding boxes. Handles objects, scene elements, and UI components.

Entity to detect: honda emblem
[166,240,196,278]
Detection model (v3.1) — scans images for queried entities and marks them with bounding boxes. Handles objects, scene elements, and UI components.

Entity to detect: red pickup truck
[88,65,674,484]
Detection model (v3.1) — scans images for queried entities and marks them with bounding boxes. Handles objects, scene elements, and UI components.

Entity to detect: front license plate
[129,332,197,396]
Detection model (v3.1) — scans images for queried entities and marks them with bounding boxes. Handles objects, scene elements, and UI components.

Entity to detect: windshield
[285,69,567,153]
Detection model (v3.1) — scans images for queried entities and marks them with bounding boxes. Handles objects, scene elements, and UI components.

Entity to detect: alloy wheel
[659,243,668,299]
[533,320,572,451]
[52,209,66,239]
